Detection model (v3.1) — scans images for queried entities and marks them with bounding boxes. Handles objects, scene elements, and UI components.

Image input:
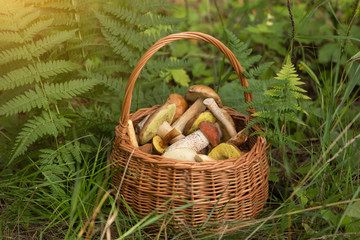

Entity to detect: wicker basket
[110,32,269,228]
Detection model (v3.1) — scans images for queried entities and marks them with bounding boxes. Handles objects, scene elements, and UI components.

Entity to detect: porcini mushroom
[165,121,220,153]
[166,93,188,123]
[203,98,237,138]
[185,85,222,107]
[208,143,243,160]
[157,121,185,144]
[139,103,176,145]
[162,148,197,162]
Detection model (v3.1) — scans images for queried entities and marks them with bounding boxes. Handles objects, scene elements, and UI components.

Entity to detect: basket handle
[120,32,254,129]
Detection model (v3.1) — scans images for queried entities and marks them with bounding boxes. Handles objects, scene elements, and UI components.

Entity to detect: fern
[0,60,78,90]
[11,111,71,162]
[0,0,102,162]
[248,57,310,146]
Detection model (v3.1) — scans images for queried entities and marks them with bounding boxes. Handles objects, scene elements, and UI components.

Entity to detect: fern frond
[0,31,23,44]
[11,111,71,160]
[103,5,140,25]
[95,11,146,51]
[245,62,274,78]
[82,72,124,92]
[17,9,41,30]
[23,18,54,41]
[42,0,74,10]
[0,85,47,116]
[0,45,32,65]
[36,60,79,78]
[44,78,100,102]
[101,28,139,66]
[29,30,77,58]
[0,60,78,90]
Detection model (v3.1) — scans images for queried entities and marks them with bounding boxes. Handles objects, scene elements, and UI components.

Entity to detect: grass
[1,0,360,239]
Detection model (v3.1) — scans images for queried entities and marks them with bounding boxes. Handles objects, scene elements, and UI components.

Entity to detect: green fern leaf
[95,11,146,51]
[17,9,41,30]
[0,45,32,65]
[43,1,74,10]
[0,31,23,44]
[45,78,100,102]
[0,60,78,90]
[36,60,79,78]
[23,18,54,41]
[0,85,48,116]
[11,111,71,161]
[29,30,77,58]
[0,65,38,90]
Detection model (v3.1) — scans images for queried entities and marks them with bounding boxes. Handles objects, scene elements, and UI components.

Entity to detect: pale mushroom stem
[203,98,237,137]
[171,98,206,132]
[157,121,185,144]
[165,130,210,153]
[127,120,139,147]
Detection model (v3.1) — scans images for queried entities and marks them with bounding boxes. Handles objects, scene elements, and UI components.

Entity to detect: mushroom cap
[208,143,242,160]
[162,148,197,162]
[152,135,167,154]
[185,85,222,107]
[166,93,188,123]
[139,103,176,145]
[198,121,220,147]
[183,110,217,135]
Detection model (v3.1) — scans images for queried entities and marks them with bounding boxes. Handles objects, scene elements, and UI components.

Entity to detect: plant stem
[287,0,295,64]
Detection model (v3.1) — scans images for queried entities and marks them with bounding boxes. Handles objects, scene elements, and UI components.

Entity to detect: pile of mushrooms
[126,85,248,162]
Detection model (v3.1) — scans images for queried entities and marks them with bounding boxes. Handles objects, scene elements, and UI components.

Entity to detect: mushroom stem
[127,120,138,147]
[157,121,185,144]
[165,130,209,153]
[171,98,206,133]
[203,98,237,137]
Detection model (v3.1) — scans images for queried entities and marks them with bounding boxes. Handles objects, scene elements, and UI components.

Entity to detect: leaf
[168,69,191,87]
[345,201,360,218]
[10,111,71,163]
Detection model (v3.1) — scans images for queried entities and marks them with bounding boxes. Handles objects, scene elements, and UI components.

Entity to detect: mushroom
[171,98,206,133]
[227,129,248,147]
[127,119,138,147]
[194,154,217,162]
[219,109,236,141]
[138,103,176,145]
[157,121,185,144]
[138,143,153,154]
[183,110,217,135]
[153,125,182,154]
[203,98,237,138]
[166,93,188,123]
[165,121,220,153]
[208,143,243,160]
[162,148,197,162]
[185,85,222,107]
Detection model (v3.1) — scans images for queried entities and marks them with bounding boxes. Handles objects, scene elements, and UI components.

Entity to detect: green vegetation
[1,0,359,239]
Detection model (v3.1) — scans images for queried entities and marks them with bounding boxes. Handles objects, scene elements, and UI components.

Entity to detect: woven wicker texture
[110,32,269,227]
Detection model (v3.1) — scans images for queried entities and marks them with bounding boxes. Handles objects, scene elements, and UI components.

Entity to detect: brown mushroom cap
[185,85,222,107]
[183,110,217,135]
[208,143,242,160]
[139,103,176,145]
[166,93,188,123]
[198,121,220,147]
